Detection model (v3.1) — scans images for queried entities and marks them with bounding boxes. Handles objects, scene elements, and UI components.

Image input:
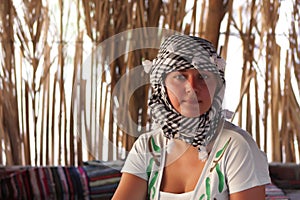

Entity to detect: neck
[165,139,198,166]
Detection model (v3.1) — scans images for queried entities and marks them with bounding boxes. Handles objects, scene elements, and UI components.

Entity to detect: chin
[180,107,208,118]
[180,111,202,118]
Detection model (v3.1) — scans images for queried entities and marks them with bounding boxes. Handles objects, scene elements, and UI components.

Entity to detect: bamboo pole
[220,0,232,60]
[25,82,31,165]
[254,73,261,148]
[51,74,57,165]
[198,0,206,37]
[205,0,227,47]
[39,79,46,165]
[45,66,51,165]
[70,23,83,165]
[0,97,4,164]
[0,0,20,165]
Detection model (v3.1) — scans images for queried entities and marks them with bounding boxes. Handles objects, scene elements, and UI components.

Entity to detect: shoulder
[219,121,259,149]
[136,128,164,141]
[215,120,268,167]
[124,129,165,167]
[121,129,165,181]
[132,128,166,152]
[215,121,271,193]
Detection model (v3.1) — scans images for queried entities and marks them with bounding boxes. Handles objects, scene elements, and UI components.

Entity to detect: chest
[160,149,206,193]
[145,134,235,199]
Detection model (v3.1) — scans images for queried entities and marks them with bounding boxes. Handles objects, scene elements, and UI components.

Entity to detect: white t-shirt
[121,121,271,200]
[159,191,193,200]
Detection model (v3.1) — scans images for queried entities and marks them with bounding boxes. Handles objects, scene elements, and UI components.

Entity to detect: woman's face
[165,69,219,118]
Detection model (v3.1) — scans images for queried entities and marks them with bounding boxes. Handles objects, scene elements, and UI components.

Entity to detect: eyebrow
[177,69,205,73]
[177,69,197,73]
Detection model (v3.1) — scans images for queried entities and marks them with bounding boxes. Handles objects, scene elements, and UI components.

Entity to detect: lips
[182,99,201,104]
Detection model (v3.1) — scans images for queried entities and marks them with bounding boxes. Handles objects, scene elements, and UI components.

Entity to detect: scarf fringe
[198,146,208,161]
[167,138,175,154]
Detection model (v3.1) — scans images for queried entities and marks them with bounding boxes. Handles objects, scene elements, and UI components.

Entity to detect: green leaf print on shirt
[147,158,155,178]
[149,171,159,199]
[215,137,231,159]
[147,136,161,199]
[206,177,211,200]
[199,194,205,200]
[199,137,231,199]
[151,136,160,153]
[216,163,224,192]
[210,137,231,193]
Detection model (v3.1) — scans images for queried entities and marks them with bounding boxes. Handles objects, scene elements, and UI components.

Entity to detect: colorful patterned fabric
[0,166,89,199]
[0,160,124,200]
[83,160,123,199]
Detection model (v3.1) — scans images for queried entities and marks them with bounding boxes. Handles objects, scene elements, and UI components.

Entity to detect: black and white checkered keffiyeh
[147,34,226,160]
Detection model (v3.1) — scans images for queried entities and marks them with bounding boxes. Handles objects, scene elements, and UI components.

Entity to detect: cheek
[200,83,218,106]
[166,86,181,105]
[207,87,216,102]
[206,80,219,96]
[165,84,185,110]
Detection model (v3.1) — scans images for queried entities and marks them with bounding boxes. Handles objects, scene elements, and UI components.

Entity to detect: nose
[185,76,199,93]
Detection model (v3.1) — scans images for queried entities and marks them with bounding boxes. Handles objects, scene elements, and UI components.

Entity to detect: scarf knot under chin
[149,84,222,148]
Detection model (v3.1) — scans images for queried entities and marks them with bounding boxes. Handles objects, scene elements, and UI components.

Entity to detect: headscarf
[146,34,226,160]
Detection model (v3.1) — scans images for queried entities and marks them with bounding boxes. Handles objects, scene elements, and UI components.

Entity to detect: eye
[173,74,186,80]
[199,74,209,80]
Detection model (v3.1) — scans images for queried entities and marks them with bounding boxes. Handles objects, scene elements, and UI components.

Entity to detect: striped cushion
[0,166,89,199]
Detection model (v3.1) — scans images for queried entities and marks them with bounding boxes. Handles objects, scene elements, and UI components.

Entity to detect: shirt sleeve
[224,129,271,194]
[121,135,149,181]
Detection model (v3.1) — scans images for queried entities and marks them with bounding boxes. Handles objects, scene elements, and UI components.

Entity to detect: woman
[112,34,270,200]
